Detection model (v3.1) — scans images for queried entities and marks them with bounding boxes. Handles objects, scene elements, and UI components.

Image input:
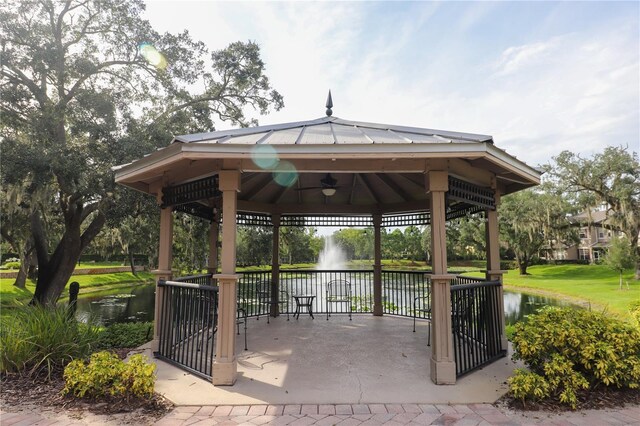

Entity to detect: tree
[333,228,373,261]
[547,147,640,278]
[500,190,546,275]
[536,185,579,263]
[603,236,637,290]
[237,226,272,267]
[279,227,320,264]
[0,0,283,305]
[382,229,405,261]
[455,215,486,260]
[403,226,424,262]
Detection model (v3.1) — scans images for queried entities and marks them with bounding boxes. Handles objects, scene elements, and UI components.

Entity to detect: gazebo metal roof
[172,116,494,145]
[115,113,541,218]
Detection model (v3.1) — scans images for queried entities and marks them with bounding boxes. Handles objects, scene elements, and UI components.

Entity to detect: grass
[1,261,137,272]
[0,271,153,307]
[485,264,638,321]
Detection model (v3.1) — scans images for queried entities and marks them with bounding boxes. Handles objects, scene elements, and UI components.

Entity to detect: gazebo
[114,100,540,387]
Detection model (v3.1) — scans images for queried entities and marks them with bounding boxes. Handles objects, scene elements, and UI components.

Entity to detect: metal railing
[450,280,505,377]
[451,275,486,286]
[155,279,218,380]
[158,270,506,380]
[174,273,214,286]
[382,271,429,316]
[239,270,375,317]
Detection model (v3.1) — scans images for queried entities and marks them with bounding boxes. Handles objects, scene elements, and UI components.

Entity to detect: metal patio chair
[326,279,352,320]
[412,290,431,346]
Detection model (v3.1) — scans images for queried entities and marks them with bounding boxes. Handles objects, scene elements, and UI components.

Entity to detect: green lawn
[0,271,153,306]
[1,261,137,272]
[493,264,638,320]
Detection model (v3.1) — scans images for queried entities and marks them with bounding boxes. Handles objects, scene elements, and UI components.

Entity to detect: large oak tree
[0,0,283,305]
[546,147,640,278]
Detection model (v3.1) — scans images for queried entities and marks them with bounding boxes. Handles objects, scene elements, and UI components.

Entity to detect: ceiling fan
[295,173,340,196]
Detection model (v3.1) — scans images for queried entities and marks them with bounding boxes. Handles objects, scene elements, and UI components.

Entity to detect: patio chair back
[326,279,352,320]
[412,290,431,345]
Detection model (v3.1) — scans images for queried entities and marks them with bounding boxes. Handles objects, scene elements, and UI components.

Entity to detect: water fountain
[317,235,346,270]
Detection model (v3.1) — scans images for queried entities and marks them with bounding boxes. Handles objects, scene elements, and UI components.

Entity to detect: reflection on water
[503,290,573,325]
[75,285,155,326]
[76,284,576,326]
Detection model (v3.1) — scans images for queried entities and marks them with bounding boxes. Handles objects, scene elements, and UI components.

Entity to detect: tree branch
[80,210,105,251]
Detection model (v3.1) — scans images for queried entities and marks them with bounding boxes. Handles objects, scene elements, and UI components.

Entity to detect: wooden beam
[357,174,380,204]
[241,174,273,200]
[375,173,411,202]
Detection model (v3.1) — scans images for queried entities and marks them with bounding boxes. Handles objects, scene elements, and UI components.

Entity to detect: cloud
[494,40,555,76]
[143,2,639,168]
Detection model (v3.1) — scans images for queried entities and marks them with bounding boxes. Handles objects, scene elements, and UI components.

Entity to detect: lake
[75,284,574,326]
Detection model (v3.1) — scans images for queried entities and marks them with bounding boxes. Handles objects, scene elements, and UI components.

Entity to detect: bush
[630,301,640,328]
[1,261,21,269]
[98,322,154,349]
[509,307,640,408]
[0,305,101,378]
[63,351,155,400]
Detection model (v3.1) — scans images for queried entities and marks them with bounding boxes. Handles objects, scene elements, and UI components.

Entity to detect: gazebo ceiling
[114,115,541,215]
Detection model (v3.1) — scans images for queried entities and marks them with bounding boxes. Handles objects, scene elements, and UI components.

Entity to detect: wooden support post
[208,218,219,275]
[212,170,241,386]
[152,204,173,353]
[485,191,508,351]
[373,213,383,316]
[427,170,456,385]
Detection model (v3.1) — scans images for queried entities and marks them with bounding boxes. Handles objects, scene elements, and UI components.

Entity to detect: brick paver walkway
[4,403,640,425]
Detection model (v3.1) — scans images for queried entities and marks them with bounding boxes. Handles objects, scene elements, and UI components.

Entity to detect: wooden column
[427,170,456,385]
[373,213,383,316]
[212,170,241,385]
[151,203,173,353]
[271,214,281,316]
[485,191,508,351]
[207,218,219,275]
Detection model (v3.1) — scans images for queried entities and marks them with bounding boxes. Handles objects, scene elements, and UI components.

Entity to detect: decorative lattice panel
[447,176,495,210]
[162,175,220,207]
[446,204,485,221]
[237,213,273,227]
[174,203,215,221]
[281,215,373,227]
[382,212,431,227]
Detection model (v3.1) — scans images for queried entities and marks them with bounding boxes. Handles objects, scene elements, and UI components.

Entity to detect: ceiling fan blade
[294,186,322,191]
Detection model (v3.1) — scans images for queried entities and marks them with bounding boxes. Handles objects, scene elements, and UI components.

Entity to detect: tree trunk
[128,250,137,276]
[620,271,623,290]
[12,243,33,289]
[27,251,38,280]
[519,263,528,275]
[13,261,28,289]
[30,203,105,307]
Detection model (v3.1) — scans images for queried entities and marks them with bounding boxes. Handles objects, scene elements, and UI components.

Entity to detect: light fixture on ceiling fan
[320,173,337,196]
[295,173,339,196]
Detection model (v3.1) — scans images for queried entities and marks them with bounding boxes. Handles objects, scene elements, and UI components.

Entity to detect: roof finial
[325,90,333,117]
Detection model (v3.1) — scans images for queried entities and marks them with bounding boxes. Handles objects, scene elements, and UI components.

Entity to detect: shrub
[0,305,101,378]
[98,322,154,349]
[63,351,155,400]
[1,261,21,269]
[630,301,640,328]
[509,307,640,408]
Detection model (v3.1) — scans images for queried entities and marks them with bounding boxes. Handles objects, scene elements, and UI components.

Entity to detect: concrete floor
[145,315,519,406]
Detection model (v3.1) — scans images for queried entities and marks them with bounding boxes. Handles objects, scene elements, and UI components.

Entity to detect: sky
[143,1,639,170]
